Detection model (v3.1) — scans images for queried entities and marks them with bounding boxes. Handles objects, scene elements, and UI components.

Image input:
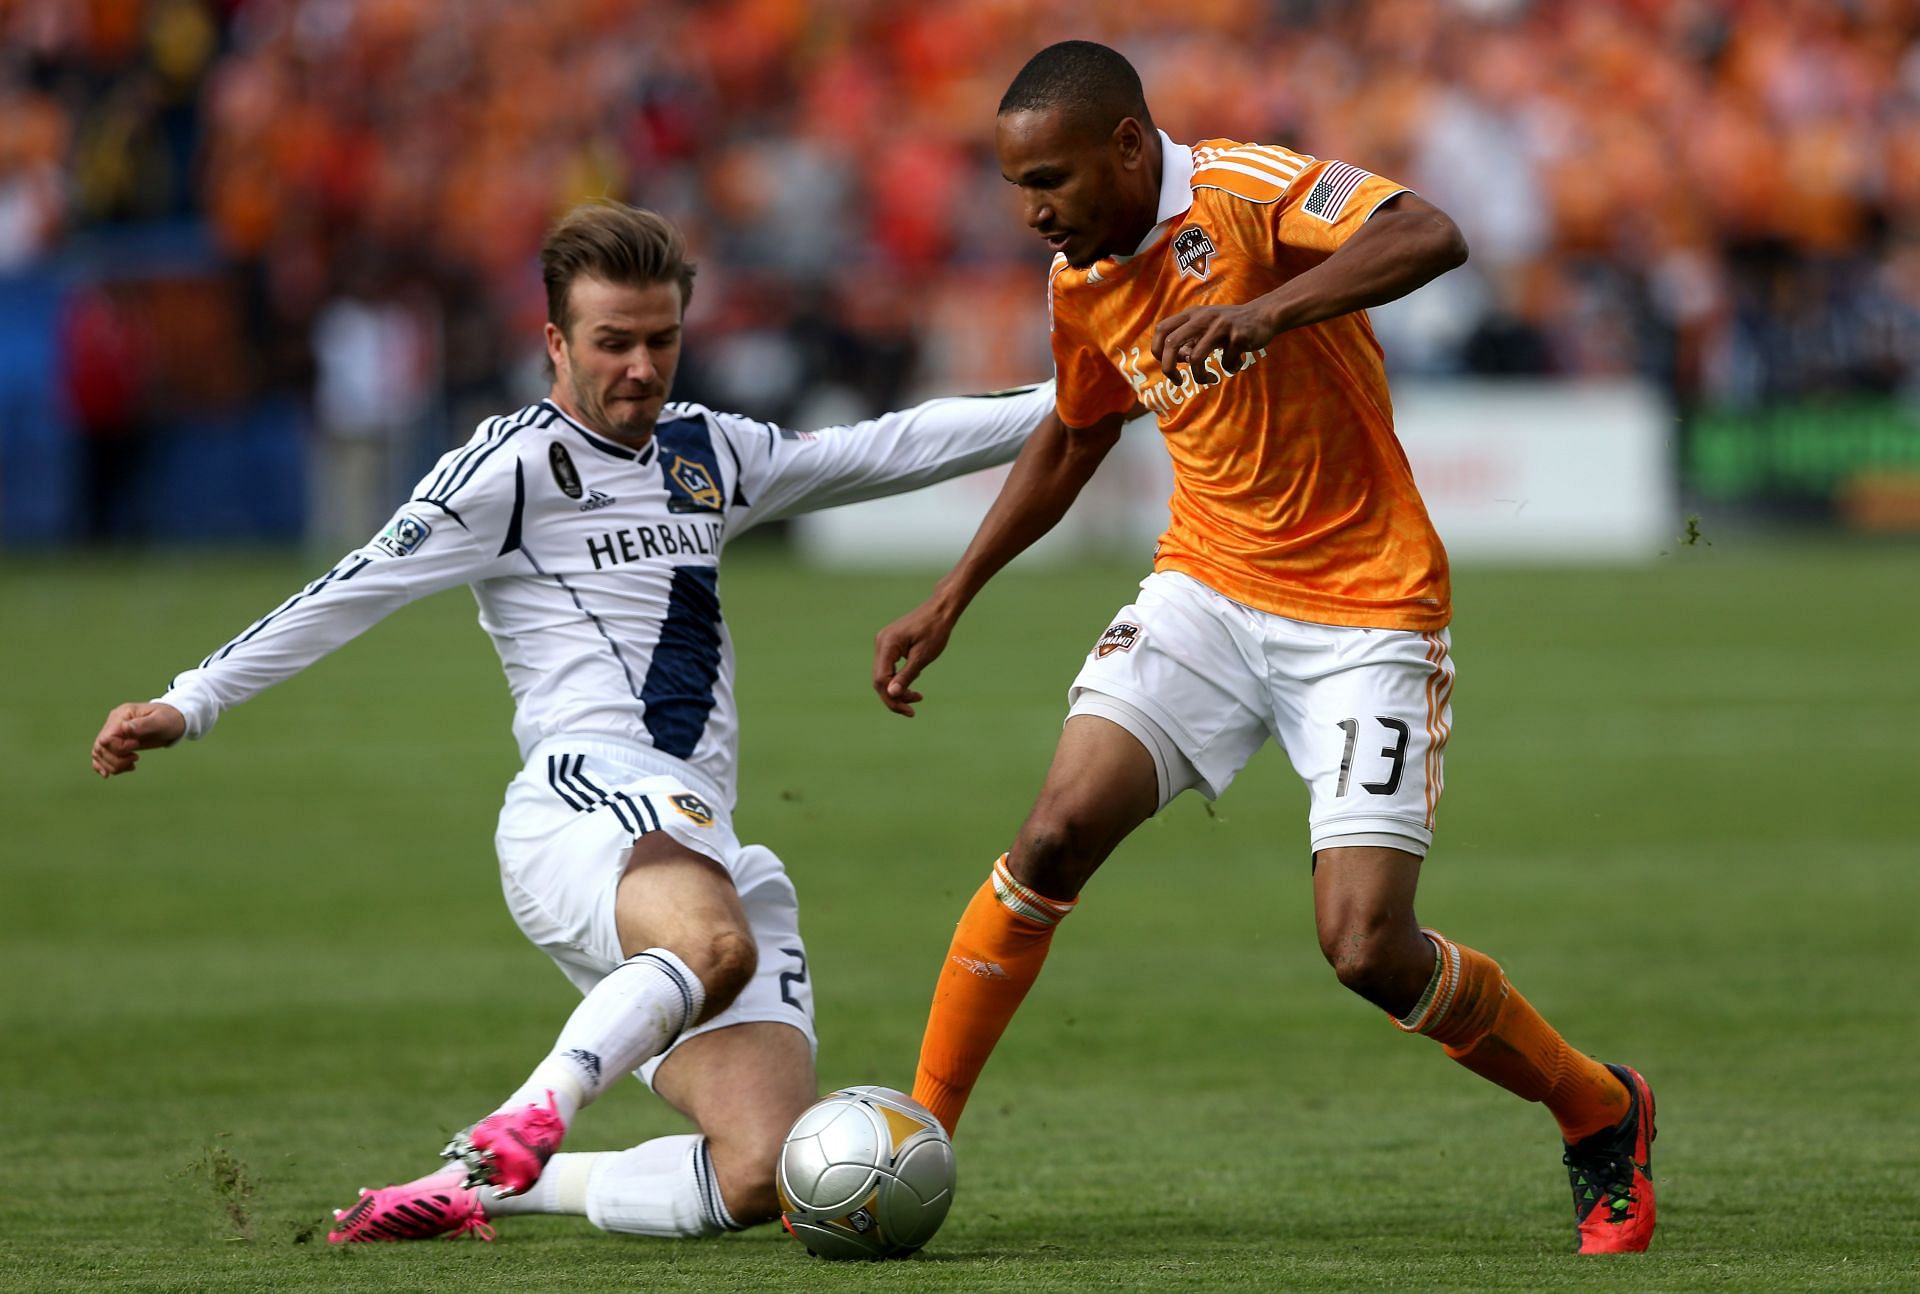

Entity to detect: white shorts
[494,738,817,1087]
[1068,571,1455,857]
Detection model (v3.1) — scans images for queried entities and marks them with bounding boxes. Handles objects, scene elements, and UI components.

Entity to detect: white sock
[582,1135,742,1237]
[495,948,705,1126]
[482,1152,596,1218]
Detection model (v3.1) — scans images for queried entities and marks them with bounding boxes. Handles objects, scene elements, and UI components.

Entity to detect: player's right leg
[912,714,1158,1133]
[914,575,1271,1135]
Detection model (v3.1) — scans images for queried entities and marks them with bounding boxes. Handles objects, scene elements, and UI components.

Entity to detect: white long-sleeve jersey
[157,382,1053,811]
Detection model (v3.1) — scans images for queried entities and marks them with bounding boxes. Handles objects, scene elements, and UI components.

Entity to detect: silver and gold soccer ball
[776,1085,955,1260]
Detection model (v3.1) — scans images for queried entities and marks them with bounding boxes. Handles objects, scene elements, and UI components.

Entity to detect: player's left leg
[335,1021,812,1243]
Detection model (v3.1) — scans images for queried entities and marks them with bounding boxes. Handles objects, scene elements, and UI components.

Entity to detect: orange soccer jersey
[1048,136,1451,631]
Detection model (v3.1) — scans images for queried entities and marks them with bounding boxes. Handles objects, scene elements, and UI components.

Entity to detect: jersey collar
[541,398,660,465]
[1117,131,1195,262]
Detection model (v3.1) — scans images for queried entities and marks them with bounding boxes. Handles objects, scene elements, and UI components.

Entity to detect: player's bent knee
[1317,921,1432,1014]
[692,926,758,1021]
[1011,805,1111,897]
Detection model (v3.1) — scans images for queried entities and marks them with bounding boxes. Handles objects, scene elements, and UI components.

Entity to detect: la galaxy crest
[1173,225,1217,281]
[666,455,723,513]
[669,792,716,826]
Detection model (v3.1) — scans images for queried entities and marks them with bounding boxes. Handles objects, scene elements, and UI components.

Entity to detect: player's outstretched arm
[872,408,1123,717]
[90,701,186,778]
[1152,192,1468,383]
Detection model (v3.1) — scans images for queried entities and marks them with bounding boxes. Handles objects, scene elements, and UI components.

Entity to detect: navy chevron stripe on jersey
[199,557,372,668]
[652,415,728,515]
[712,422,749,507]
[498,461,525,556]
[641,566,724,759]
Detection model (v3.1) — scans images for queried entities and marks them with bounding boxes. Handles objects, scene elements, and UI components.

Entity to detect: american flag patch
[1302,161,1371,222]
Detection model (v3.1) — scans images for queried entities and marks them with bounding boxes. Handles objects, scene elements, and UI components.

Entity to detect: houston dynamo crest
[1173,225,1217,280]
[1095,621,1140,658]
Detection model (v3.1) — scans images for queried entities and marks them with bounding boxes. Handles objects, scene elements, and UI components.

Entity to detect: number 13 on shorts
[1297,627,1454,857]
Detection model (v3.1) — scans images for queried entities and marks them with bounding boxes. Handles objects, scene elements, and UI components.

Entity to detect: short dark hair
[541,201,697,335]
[998,41,1153,134]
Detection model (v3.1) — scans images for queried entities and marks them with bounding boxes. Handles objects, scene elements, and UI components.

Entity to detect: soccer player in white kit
[89,201,1055,1243]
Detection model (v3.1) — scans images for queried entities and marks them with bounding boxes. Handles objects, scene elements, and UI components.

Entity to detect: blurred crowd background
[3,0,1919,543]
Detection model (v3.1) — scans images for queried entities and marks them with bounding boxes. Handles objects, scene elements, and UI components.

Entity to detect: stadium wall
[794,379,1680,567]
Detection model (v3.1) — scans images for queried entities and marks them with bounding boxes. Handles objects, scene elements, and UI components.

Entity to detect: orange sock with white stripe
[912,855,1076,1134]
[1394,929,1629,1143]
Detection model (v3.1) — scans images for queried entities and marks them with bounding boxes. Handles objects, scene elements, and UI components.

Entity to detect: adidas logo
[952,954,1007,979]
[564,1047,603,1084]
[578,489,616,512]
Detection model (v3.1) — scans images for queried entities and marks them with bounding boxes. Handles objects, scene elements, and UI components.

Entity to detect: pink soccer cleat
[442,1091,568,1195]
[327,1167,494,1243]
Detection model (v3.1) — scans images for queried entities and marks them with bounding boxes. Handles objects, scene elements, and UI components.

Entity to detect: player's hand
[90,702,186,778]
[873,601,958,718]
[1151,302,1278,386]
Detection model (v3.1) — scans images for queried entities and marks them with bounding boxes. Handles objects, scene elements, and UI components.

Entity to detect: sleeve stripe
[427,404,547,506]
[423,403,536,498]
[199,556,371,667]
[421,414,505,500]
[1192,159,1300,201]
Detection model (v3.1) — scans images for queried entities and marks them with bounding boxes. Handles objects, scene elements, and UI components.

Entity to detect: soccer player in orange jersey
[872,41,1656,1254]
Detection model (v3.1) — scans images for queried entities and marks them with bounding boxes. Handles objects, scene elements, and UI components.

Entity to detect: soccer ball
[776,1085,956,1260]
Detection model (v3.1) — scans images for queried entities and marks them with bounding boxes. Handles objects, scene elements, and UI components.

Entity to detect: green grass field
[2,543,1915,1292]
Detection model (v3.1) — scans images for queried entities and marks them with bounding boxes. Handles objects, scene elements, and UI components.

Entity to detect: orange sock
[1394,929,1629,1143]
[912,855,1076,1134]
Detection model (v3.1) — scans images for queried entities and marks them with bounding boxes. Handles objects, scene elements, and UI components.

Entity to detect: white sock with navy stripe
[496,948,705,1126]
[534,1136,740,1237]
